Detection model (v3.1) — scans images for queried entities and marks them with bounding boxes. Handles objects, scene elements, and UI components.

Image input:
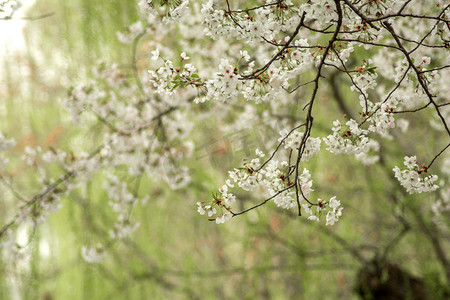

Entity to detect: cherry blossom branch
[358,63,410,127]
[228,2,279,13]
[302,23,335,34]
[0,174,27,202]
[420,65,450,73]
[377,141,450,282]
[255,123,306,172]
[241,12,306,79]
[408,7,449,54]
[393,101,432,114]
[331,47,369,114]
[383,21,450,136]
[291,0,344,216]
[228,184,295,217]
[284,79,316,94]
[335,38,402,50]
[0,145,103,238]
[342,0,380,30]
[427,142,450,169]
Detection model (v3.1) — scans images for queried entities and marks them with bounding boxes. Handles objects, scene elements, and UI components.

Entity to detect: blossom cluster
[278,128,321,161]
[198,147,343,225]
[103,175,140,240]
[138,0,190,22]
[201,0,296,43]
[197,183,236,224]
[302,196,343,226]
[149,51,203,96]
[350,60,378,97]
[393,156,439,194]
[323,119,370,155]
[363,97,398,135]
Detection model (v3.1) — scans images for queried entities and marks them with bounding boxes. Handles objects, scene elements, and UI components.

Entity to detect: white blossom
[393,156,439,194]
[81,244,106,263]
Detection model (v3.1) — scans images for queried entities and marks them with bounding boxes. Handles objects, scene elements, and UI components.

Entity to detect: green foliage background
[1,1,449,299]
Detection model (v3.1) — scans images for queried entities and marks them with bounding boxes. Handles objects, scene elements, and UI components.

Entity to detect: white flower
[81,244,106,263]
[225,179,234,188]
[355,140,380,165]
[278,129,321,161]
[393,64,408,83]
[197,202,205,215]
[240,50,250,61]
[299,168,313,198]
[324,119,370,155]
[325,196,343,226]
[208,207,217,217]
[393,156,439,194]
[151,48,160,60]
[302,203,323,222]
[215,212,232,224]
[274,191,296,209]
[180,52,190,60]
[255,148,265,158]
[328,196,340,209]
[404,156,417,169]
[138,0,156,14]
[421,56,431,66]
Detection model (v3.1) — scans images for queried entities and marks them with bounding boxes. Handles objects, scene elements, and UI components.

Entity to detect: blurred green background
[1,1,449,299]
